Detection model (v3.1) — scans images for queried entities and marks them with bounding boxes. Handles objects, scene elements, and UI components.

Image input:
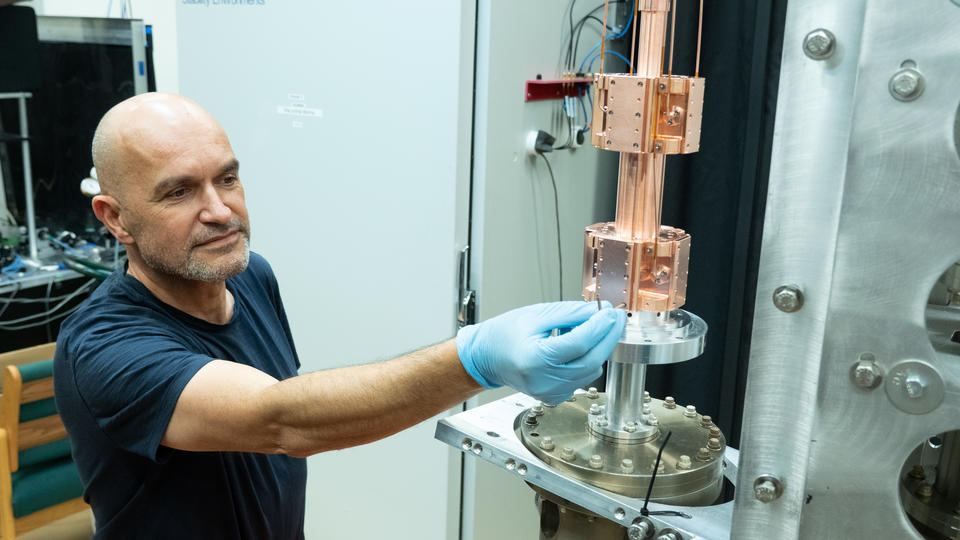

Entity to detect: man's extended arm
[161,301,626,457]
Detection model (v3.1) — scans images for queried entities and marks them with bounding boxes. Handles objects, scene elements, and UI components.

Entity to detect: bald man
[53,93,626,539]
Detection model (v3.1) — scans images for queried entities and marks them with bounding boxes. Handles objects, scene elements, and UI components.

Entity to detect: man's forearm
[260,339,483,457]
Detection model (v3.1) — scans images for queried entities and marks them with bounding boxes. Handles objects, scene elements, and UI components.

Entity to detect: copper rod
[629,2,639,75]
[600,0,610,74]
[667,0,677,79]
[695,0,704,77]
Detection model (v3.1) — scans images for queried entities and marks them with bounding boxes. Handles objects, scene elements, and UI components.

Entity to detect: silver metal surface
[751,475,782,503]
[15,94,36,261]
[613,310,707,365]
[603,362,658,441]
[436,393,738,540]
[130,21,147,95]
[734,0,960,538]
[36,16,141,46]
[802,28,836,60]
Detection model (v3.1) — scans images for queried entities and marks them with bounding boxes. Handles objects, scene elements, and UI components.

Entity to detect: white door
[177,3,476,539]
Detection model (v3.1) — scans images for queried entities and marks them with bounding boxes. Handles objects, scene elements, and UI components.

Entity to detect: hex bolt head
[773,285,804,312]
[677,455,693,470]
[708,437,723,451]
[664,396,677,409]
[684,405,698,418]
[753,475,784,503]
[589,403,602,415]
[532,403,544,415]
[621,458,636,474]
[657,533,680,540]
[890,68,924,102]
[641,405,652,415]
[851,354,884,390]
[904,372,927,399]
[909,465,926,480]
[643,391,651,403]
[700,415,713,428]
[624,422,638,433]
[649,461,665,473]
[696,447,711,461]
[539,436,555,451]
[589,454,604,469]
[525,413,539,426]
[587,387,599,399]
[917,482,934,498]
[560,447,576,461]
[709,426,722,439]
[803,28,836,60]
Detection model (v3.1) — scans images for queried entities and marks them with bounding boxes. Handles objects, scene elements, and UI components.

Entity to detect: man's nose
[198,184,232,223]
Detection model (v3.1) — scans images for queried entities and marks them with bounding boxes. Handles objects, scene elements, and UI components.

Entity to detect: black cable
[539,153,563,301]
[568,1,626,70]
[641,430,672,516]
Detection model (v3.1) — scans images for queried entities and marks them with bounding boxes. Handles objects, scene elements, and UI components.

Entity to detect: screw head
[560,446,576,461]
[539,436,555,451]
[889,68,924,102]
[773,285,804,312]
[628,519,651,540]
[587,387,599,399]
[851,355,883,390]
[589,454,604,469]
[677,455,692,470]
[589,403,602,415]
[803,28,836,60]
[664,396,677,409]
[753,475,784,503]
[904,372,927,398]
[624,421,638,433]
[917,482,934,498]
[708,437,723,450]
[684,405,698,418]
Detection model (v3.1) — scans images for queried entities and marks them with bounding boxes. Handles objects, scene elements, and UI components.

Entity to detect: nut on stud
[560,447,576,462]
[621,459,635,473]
[589,454,604,469]
[677,455,692,470]
[684,405,698,418]
[539,436,555,451]
[587,387,599,399]
[708,437,723,451]
[696,447,711,462]
[663,397,677,409]
[589,403,602,415]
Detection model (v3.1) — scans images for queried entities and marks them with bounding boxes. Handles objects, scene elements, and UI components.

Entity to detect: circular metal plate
[518,394,725,504]
[612,309,707,365]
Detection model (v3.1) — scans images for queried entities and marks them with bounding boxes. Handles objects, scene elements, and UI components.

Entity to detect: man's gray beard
[142,235,250,283]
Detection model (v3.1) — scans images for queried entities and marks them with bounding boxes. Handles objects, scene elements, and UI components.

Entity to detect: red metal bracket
[524,78,593,102]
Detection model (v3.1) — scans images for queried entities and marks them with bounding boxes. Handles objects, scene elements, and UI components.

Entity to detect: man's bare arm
[161,339,481,457]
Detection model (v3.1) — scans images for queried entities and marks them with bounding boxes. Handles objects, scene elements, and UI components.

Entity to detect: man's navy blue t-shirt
[54,252,306,539]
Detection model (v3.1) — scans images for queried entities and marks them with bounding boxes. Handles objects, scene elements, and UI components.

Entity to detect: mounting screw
[589,454,604,469]
[904,371,927,399]
[628,519,652,540]
[700,415,713,428]
[643,391,651,403]
[802,28,836,60]
[624,421,638,433]
[708,437,723,451]
[539,436,555,451]
[677,455,692,470]
[587,387,599,399]
[524,413,539,426]
[532,403,544,415]
[753,475,784,503]
[663,396,677,409]
[560,447,576,462]
[889,67,924,102]
[657,533,681,540]
[709,426,722,439]
[589,403,602,415]
[684,405,698,418]
[773,285,804,312]
[696,447,711,462]
[620,458,635,473]
[851,352,883,390]
[916,482,934,498]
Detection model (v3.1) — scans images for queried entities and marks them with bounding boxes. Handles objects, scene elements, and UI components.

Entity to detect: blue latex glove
[456,301,627,404]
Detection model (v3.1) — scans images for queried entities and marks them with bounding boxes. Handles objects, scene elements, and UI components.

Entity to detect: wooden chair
[0,343,88,538]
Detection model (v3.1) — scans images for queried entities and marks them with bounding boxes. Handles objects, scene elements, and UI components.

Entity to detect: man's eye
[168,188,187,199]
[222,176,238,185]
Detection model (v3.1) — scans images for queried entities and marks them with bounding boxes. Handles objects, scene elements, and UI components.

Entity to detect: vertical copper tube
[695,0,704,77]
[615,153,666,242]
[614,3,669,242]
[600,0,610,73]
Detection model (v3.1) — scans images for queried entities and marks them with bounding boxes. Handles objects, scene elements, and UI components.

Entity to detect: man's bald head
[91,93,228,201]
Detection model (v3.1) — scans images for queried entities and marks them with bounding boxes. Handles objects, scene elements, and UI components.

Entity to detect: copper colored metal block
[581,223,690,312]
[590,74,704,155]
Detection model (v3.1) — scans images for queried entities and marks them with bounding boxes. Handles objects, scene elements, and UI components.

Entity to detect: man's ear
[91,195,134,244]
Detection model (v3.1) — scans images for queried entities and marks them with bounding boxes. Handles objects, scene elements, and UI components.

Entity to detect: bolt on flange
[851,352,883,390]
[803,28,836,60]
[773,285,804,312]
[753,474,784,503]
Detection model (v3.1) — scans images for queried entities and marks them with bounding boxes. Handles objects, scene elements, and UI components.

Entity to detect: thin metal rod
[667,0,677,79]
[629,1,639,75]
[17,96,37,260]
[600,0,610,74]
[695,0,704,77]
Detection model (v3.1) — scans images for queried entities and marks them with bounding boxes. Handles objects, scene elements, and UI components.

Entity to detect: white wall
[25,0,179,93]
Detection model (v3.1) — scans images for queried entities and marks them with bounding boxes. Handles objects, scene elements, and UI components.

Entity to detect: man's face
[120,123,251,282]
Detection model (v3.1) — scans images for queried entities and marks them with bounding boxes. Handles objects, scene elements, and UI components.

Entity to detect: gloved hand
[456,301,626,404]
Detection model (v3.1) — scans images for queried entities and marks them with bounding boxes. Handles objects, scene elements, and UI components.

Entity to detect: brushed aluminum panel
[735,0,960,538]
